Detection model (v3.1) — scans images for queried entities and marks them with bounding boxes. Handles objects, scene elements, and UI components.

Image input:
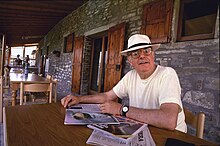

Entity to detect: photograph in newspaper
[88,116,146,138]
[87,116,146,138]
[64,104,119,125]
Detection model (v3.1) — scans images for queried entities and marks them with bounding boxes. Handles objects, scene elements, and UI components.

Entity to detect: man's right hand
[61,94,80,108]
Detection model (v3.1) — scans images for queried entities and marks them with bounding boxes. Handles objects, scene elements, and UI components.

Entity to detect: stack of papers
[64,104,155,146]
[86,116,156,146]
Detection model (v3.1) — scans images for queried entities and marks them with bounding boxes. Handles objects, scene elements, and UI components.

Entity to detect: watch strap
[120,104,129,117]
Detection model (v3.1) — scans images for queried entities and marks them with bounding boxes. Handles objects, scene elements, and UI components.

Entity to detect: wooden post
[1,35,6,76]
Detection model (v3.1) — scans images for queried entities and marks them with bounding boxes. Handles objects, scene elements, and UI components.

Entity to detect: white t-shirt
[113,65,187,132]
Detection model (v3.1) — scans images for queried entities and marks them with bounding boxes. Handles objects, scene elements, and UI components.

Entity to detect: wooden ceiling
[0,1,87,47]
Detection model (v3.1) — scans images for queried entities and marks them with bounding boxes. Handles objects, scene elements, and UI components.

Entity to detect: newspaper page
[86,124,156,146]
[67,104,102,113]
[86,130,128,146]
[130,126,156,146]
[87,116,145,138]
[64,104,119,125]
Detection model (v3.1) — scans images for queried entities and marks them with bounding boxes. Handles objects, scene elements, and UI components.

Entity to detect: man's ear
[127,56,131,62]
[151,51,155,57]
[127,56,133,66]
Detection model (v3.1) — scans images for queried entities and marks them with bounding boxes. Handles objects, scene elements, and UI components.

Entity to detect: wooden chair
[20,82,53,105]
[1,76,13,122]
[51,78,58,102]
[3,66,10,88]
[38,74,43,77]
[46,75,57,102]
[46,74,52,80]
[0,76,3,122]
[183,107,205,139]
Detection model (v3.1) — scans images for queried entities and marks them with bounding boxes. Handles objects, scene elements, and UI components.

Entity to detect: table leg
[11,90,17,106]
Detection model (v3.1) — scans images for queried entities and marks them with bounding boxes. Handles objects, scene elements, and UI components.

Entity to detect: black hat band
[128,43,151,49]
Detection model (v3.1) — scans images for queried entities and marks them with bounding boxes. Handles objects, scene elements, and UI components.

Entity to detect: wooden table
[9,66,38,74]
[9,73,51,106]
[3,103,216,146]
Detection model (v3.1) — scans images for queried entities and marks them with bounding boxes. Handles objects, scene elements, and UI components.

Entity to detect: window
[10,46,24,59]
[10,45,38,66]
[177,0,218,41]
[63,33,74,53]
[24,46,37,66]
[10,46,24,65]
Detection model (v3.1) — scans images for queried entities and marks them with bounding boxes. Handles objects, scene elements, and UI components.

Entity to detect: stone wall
[39,0,219,144]
[45,53,72,98]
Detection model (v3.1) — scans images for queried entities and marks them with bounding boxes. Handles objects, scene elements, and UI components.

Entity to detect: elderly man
[61,34,187,132]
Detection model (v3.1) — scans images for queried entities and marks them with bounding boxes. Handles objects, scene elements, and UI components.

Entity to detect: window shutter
[141,0,173,43]
[72,36,84,94]
[65,33,74,53]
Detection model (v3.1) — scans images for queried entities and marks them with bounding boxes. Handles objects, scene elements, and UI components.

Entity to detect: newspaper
[64,104,119,125]
[86,125,156,146]
[87,116,145,138]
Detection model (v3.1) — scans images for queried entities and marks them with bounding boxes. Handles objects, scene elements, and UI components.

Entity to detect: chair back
[46,74,52,80]
[51,78,58,102]
[46,75,57,102]
[20,82,53,105]
[184,107,205,139]
[3,67,10,88]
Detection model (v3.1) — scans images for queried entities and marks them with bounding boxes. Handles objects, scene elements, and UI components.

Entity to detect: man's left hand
[99,101,121,115]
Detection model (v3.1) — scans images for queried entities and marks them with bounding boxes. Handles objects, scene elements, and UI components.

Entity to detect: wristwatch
[120,104,129,117]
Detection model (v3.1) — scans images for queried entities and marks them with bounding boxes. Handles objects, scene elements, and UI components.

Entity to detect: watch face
[123,106,128,112]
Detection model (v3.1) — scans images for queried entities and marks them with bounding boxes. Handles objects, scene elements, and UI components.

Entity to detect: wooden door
[104,23,125,91]
[72,36,84,94]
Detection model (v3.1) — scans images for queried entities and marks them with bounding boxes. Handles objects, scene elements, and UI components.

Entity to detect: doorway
[90,35,108,94]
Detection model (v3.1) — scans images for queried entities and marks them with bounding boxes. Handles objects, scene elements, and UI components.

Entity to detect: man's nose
[139,50,147,58]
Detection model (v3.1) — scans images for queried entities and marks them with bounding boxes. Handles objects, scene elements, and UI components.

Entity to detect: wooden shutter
[141,0,173,43]
[65,33,74,53]
[104,23,125,92]
[72,36,84,94]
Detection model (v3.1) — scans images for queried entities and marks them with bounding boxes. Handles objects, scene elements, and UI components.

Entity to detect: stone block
[190,49,203,55]
[208,53,220,64]
[183,91,215,109]
[205,77,220,90]
[188,56,204,65]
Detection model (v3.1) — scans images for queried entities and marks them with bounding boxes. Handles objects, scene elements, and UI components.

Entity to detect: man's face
[127,47,156,75]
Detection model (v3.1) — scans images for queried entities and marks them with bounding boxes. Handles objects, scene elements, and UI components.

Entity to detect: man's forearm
[126,103,179,130]
[78,90,118,104]
[78,93,109,104]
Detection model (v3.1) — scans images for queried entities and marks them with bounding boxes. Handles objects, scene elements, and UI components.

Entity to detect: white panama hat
[120,34,160,56]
